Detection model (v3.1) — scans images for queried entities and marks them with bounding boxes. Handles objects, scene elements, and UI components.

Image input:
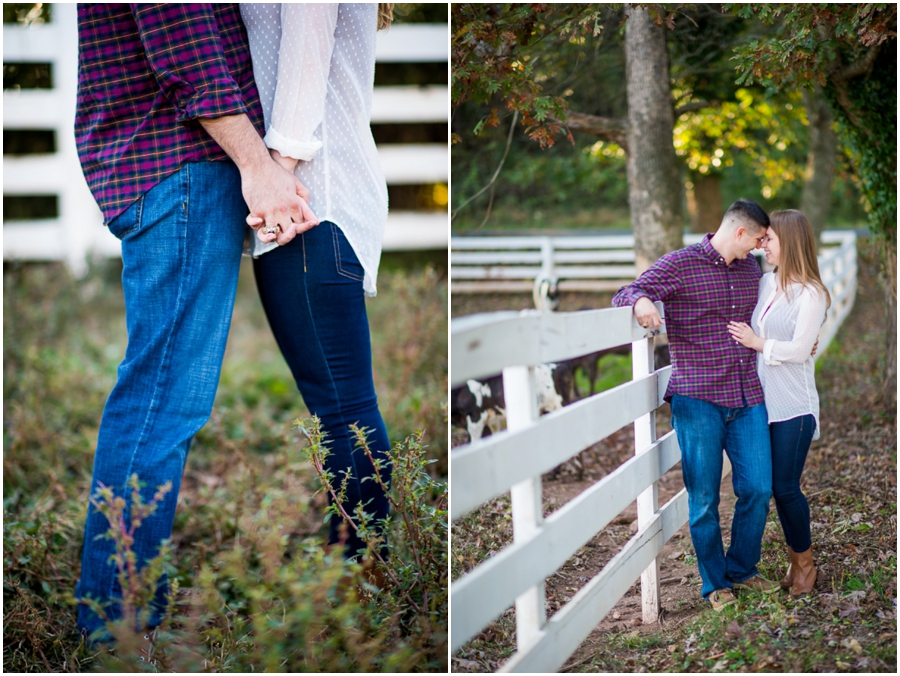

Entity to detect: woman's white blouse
[240,3,388,296]
[750,272,827,440]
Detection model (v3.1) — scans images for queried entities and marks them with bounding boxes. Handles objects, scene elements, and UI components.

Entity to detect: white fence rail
[450,231,856,672]
[3,10,448,275]
[451,230,857,295]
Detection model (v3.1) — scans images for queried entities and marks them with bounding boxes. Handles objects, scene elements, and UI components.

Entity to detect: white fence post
[632,334,660,624]
[503,364,547,650]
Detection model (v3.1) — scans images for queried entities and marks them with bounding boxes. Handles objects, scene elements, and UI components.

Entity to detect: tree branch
[551,111,629,150]
[451,110,519,222]
[675,100,718,117]
[833,43,882,82]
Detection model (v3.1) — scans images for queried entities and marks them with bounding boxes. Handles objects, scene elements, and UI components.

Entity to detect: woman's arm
[762,287,828,363]
[266,3,339,165]
[729,286,827,362]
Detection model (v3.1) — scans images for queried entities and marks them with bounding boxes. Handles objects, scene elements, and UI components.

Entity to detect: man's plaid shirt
[75,3,265,223]
[612,234,765,408]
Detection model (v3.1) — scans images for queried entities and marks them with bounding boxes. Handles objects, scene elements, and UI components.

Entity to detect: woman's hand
[727,321,765,352]
[247,194,319,246]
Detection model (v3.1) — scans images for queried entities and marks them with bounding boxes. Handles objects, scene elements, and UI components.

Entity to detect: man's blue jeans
[670,394,772,598]
[75,161,246,640]
[253,222,392,558]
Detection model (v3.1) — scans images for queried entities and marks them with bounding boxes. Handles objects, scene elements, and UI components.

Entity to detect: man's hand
[634,297,663,330]
[198,114,307,237]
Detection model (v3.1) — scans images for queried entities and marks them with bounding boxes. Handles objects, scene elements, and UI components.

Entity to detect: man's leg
[670,394,729,598]
[723,403,773,585]
[75,161,246,641]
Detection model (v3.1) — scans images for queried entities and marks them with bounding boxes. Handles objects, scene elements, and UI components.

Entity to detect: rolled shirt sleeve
[131,4,249,123]
[612,253,683,307]
[264,3,339,161]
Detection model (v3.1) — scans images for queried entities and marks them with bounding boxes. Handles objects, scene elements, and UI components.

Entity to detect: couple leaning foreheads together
[614,197,830,612]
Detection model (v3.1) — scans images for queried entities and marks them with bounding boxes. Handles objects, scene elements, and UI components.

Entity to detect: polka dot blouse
[750,272,828,440]
[240,3,388,296]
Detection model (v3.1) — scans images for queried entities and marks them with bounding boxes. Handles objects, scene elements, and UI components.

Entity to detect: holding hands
[245,148,319,246]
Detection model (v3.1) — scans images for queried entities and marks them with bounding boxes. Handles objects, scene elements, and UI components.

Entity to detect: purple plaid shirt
[612,234,764,408]
[75,3,265,224]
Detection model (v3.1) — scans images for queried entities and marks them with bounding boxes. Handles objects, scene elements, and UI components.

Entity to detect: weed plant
[3,259,448,672]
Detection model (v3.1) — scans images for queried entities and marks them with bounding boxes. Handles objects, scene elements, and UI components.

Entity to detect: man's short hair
[723,199,770,232]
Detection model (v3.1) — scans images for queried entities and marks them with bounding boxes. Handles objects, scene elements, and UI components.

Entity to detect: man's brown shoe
[790,547,817,596]
[708,588,737,612]
[733,575,779,594]
[780,547,796,589]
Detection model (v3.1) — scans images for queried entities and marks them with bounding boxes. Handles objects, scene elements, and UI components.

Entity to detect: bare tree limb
[451,110,519,222]
[833,43,882,82]
[551,111,629,150]
[675,100,717,117]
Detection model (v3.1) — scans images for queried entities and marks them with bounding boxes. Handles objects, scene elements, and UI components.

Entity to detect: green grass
[3,257,448,672]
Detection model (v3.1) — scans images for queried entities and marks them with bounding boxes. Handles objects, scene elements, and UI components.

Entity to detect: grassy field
[3,253,448,672]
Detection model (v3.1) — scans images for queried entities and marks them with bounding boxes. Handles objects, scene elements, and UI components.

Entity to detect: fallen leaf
[725,620,743,640]
[849,638,863,654]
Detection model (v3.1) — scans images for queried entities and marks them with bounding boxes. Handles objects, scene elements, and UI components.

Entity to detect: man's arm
[611,254,682,329]
[199,115,313,235]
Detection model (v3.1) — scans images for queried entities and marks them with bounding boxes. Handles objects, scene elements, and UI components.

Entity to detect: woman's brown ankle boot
[790,546,817,595]
[780,547,796,589]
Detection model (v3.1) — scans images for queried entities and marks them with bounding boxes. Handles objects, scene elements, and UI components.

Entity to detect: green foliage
[452,3,612,147]
[729,3,897,240]
[674,88,808,198]
[3,260,447,672]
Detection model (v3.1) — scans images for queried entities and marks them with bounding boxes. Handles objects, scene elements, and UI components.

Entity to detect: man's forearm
[199,114,269,172]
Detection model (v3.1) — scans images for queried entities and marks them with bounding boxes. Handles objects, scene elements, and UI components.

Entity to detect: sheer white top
[750,272,827,440]
[240,3,388,296]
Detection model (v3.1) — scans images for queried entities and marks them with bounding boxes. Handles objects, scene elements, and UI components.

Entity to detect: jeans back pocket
[331,223,364,282]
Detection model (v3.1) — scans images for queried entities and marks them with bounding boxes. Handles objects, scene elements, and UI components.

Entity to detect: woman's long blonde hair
[769,209,831,310]
[377,3,394,30]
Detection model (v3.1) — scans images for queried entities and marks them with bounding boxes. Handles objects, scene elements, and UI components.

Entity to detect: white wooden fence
[449,231,856,672]
[3,7,448,276]
[451,230,857,296]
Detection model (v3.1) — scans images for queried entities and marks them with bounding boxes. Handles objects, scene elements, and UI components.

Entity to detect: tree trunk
[800,82,838,241]
[691,173,723,234]
[624,4,684,273]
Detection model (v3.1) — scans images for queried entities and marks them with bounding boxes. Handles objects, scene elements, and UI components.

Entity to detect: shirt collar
[699,233,727,265]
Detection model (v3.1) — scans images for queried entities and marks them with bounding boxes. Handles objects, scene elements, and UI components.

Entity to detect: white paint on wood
[378,144,448,183]
[370,85,448,122]
[450,430,680,652]
[501,489,690,673]
[632,334,660,625]
[375,23,448,62]
[503,366,546,652]
[450,303,665,386]
[451,371,662,520]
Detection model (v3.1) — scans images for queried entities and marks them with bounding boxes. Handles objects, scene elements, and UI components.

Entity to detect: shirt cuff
[264,127,323,162]
[176,80,248,123]
[763,338,781,365]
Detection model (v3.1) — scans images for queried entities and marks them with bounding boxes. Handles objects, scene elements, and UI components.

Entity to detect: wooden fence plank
[450,367,670,520]
[450,430,680,652]
[504,365,547,652]
[632,336,660,624]
[451,304,665,386]
[501,489,690,673]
